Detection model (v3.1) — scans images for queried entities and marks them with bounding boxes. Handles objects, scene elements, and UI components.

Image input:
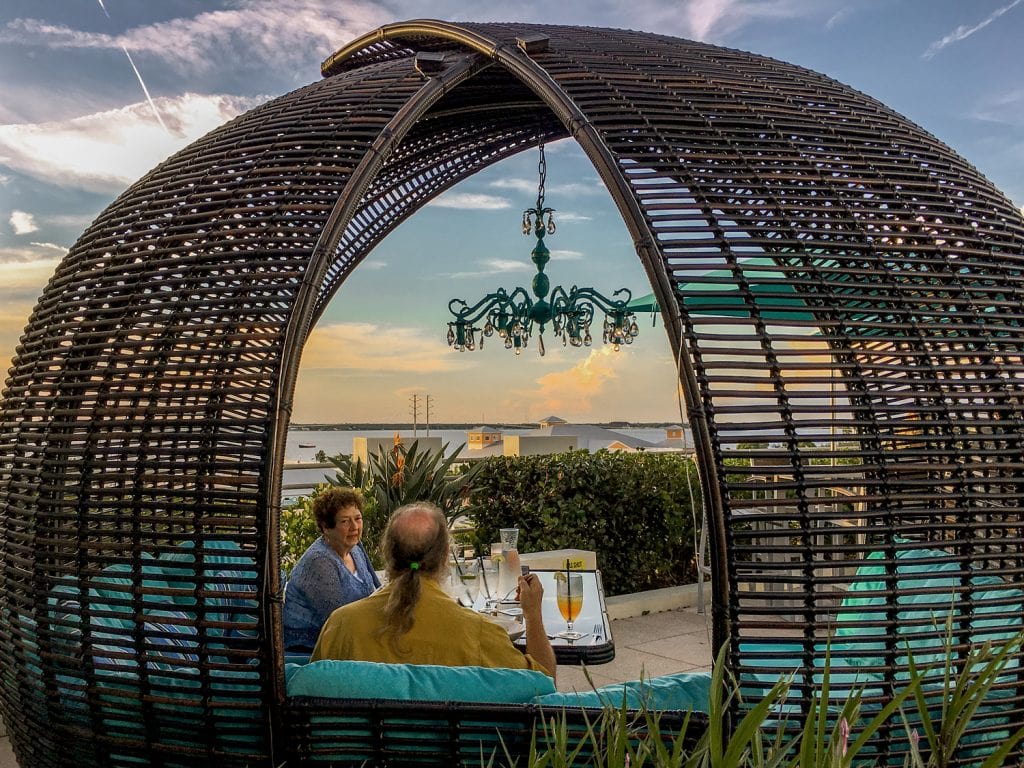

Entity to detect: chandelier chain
[537,144,547,209]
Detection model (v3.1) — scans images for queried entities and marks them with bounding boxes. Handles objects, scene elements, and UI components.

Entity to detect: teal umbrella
[628,258,815,322]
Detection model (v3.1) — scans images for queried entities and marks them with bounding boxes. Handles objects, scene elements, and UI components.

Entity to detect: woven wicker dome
[2,18,1023,767]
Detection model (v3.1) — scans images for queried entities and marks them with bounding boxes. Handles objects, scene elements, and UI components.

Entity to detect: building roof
[537,415,567,425]
[528,423,656,452]
[468,426,501,434]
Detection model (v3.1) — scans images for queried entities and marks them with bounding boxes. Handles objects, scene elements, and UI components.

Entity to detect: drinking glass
[555,573,585,640]
[499,527,519,552]
[479,558,500,607]
[460,559,480,607]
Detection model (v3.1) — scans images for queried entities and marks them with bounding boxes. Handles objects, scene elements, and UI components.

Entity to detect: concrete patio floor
[0,595,713,766]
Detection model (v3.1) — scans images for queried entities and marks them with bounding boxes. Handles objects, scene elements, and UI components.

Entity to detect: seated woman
[283,487,380,651]
[311,501,556,679]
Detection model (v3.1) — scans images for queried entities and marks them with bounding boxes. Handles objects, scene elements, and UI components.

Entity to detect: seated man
[312,501,556,680]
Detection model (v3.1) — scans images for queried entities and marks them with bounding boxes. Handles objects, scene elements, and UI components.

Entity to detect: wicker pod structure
[2,18,1024,767]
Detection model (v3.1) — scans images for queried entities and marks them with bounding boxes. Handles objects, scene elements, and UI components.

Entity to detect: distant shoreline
[290,422,682,431]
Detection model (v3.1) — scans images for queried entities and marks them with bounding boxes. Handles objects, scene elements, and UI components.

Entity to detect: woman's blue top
[283,537,381,650]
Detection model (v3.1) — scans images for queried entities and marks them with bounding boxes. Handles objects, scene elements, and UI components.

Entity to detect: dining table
[498,568,615,665]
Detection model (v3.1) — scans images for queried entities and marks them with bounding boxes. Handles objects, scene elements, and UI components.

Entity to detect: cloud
[549,180,606,197]
[972,89,1024,125]
[0,257,61,372]
[0,246,54,265]
[923,0,1023,59]
[487,177,605,203]
[0,0,389,76]
[300,321,471,374]
[0,92,262,193]
[674,0,834,41]
[554,212,593,223]
[549,249,584,260]
[29,242,69,253]
[509,346,622,415]
[825,8,852,30]
[448,258,532,279]
[9,210,38,235]
[426,192,512,210]
[489,178,537,195]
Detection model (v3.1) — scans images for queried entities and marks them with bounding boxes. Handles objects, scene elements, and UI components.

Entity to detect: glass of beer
[555,572,585,640]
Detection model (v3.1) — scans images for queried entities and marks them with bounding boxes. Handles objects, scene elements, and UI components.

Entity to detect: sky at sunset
[1,1,1022,424]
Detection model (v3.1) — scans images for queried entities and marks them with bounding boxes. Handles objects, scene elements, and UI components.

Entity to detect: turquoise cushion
[834,546,1023,673]
[286,660,555,703]
[159,539,253,568]
[532,671,712,712]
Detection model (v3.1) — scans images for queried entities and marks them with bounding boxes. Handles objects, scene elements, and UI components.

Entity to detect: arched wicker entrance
[2,19,1023,767]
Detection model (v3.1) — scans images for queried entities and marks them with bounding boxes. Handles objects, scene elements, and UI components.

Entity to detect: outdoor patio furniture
[2,18,1024,767]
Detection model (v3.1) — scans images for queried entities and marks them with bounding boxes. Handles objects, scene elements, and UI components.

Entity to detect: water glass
[459,559,481,607]
[499,527,519,552]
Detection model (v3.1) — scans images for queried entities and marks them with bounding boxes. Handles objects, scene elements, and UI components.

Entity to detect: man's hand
[517,573,556,680]
[517,572,544,616]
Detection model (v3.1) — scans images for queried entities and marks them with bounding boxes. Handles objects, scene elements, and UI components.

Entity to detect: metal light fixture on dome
[446,145,639,357]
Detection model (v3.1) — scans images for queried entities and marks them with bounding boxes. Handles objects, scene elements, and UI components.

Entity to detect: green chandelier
[446,145,639,356]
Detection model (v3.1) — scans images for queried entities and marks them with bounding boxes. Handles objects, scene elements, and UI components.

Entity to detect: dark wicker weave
[2,18,1023,767]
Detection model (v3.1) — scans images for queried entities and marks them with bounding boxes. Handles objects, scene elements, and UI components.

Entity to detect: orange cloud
[300,322,473,374]
[0,257,61,372]
[508,346,622,418]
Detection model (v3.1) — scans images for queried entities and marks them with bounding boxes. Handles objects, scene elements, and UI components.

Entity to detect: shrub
[468,450,700,596]
[281,438,483,573]
[280,490,322,576]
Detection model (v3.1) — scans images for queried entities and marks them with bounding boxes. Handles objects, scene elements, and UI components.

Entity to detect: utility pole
[424,394,433,436]
[409,394,419,436]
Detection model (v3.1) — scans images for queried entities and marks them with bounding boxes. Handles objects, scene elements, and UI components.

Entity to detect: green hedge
[468,450,700,596]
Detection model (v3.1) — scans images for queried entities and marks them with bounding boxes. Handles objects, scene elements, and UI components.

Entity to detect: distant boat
[298,443,316,448]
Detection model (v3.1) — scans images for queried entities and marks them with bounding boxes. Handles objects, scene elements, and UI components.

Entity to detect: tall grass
[505,630,1024,768]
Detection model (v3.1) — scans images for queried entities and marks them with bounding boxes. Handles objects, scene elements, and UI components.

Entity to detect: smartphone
[520,565,531,576]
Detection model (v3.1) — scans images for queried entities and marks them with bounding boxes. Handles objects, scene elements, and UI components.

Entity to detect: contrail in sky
[923,0,1022,59]
[95,0,169,134]
[122,46,170,134]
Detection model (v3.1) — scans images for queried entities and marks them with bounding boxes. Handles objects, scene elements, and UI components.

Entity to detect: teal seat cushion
[286,660,555,703]
[834,545,1023,673]
[532,671,712,712]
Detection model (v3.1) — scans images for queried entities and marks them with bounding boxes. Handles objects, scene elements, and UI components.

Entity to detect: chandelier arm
[567,286,634,314]
[506,286,533,307]
[547,285,571,311]
[448,289,516,324]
